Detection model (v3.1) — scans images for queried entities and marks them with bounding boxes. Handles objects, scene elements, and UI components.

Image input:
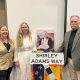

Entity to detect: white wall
[6,0,65,49]
[67,0,80,31]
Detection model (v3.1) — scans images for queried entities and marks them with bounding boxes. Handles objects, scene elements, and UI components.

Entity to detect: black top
[48,38,53,50]
[4,42,10,51]
[67,29,77,58]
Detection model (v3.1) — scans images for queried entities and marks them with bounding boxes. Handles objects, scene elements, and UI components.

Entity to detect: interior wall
[0,0,7,26]
[6,0,65,49]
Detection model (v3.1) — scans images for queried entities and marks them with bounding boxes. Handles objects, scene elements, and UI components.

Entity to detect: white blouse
[14,35,36,61]
[21,36,34,51]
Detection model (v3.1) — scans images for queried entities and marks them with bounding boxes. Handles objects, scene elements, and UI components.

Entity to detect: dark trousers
[0,67,12,80]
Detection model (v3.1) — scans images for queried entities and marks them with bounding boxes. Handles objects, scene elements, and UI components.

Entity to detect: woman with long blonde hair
[14,22,36,80]
[0,25,14,80]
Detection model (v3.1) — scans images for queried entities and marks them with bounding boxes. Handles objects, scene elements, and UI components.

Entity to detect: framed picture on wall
[36,30,54,52]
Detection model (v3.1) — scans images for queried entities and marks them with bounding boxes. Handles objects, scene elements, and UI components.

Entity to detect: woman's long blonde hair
[17,22,32,47]
[0,25,13,43]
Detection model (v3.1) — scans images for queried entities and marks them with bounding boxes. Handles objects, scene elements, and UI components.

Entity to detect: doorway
[0,0,7,26]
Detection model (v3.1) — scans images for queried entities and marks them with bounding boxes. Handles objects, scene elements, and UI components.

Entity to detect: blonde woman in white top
[14,22,36,80]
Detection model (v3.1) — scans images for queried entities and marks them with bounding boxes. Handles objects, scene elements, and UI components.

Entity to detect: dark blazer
[58,28,80,71]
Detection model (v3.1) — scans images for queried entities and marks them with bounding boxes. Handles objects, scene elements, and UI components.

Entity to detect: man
[58,15,80,80]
